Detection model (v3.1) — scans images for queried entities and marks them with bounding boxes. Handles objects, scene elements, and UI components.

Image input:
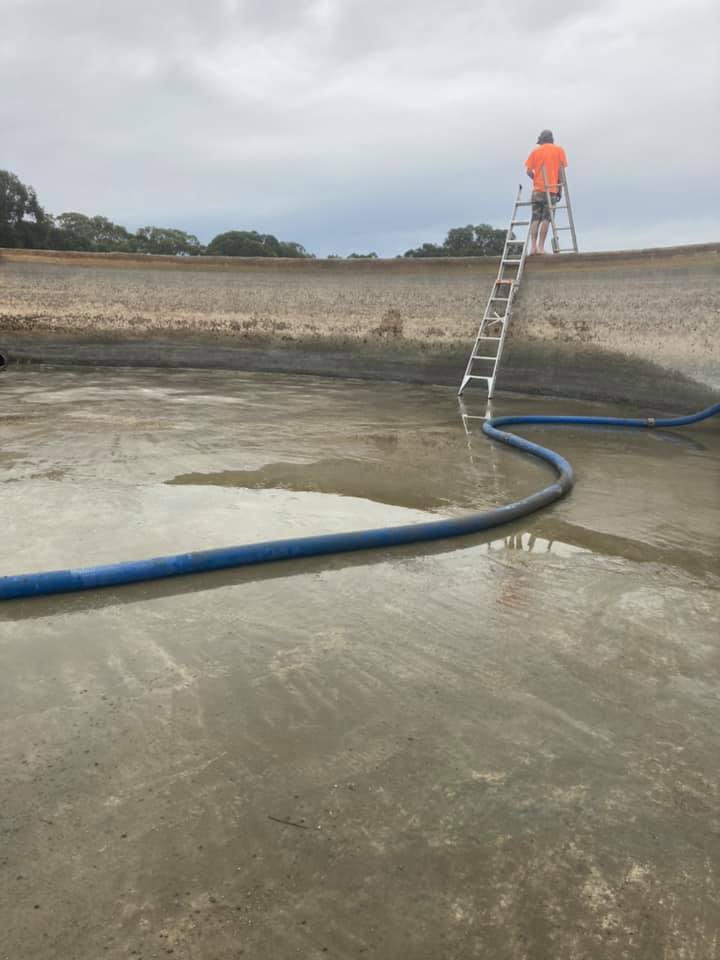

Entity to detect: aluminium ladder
[457,184,532,398]
[458,171,579,398]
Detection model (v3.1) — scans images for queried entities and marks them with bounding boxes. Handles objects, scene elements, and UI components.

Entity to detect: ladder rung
[478,336,502,341]
[468,375,491,381]
[511,220,530,225]
[489,296,510,301]
[515,201,533,206]
[471,355,498,361]
[556,227,573,231]
[495,279,514,284]
[502,259,522,265]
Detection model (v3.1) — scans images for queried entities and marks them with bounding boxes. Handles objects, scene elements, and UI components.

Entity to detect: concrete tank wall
[1,244,718,406]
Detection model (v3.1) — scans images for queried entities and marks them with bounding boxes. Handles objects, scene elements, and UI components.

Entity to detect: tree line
[0,168,506,259]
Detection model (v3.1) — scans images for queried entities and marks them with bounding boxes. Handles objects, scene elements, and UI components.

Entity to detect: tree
[277,240,313,258]
[403,223,506,258]
[207,231,273,257]
[207,230,313,258]
[50,212,94,251]
[132,226,204,256]
[52,212,133,252]
[347,252,378,259]
[402,241,444,258]
[0,170,48,248]
[447,223,506,256]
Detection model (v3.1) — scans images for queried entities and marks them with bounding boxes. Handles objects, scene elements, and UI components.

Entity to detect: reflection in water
[482,531,587,558]
[456,397,718,579]
[458,397,493,438]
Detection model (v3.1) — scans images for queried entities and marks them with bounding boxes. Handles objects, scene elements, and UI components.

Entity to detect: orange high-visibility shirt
[525,144,568,192]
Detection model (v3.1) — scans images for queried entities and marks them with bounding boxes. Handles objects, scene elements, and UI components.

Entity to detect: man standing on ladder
[525,129,568,255]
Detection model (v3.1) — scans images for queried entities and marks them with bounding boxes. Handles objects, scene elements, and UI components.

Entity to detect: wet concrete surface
[1,367,719,959]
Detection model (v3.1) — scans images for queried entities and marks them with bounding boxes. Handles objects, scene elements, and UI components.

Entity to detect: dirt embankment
[1,243,718,403]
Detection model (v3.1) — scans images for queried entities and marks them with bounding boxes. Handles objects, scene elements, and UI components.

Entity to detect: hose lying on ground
[1,401,718,601]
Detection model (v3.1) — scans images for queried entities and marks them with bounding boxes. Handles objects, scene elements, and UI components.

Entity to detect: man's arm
[525,150,536,184]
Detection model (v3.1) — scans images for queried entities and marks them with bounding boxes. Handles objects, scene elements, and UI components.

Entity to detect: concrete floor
[1,367,719,960]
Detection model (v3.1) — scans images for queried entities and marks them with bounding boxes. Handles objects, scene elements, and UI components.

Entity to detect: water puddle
[166,459,457,512]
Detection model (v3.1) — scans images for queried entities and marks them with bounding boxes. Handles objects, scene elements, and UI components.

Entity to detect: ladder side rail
[462,185,522,365]
[458,184,530,396]
[560,167,579,252]
[487,320,510,400]
[499,184,526,267]
[541,164,561,255]
[459,287,506,393]
[488,238,528,399]
[487,186,530,397]
[462,272,514,377]
[494,188,526,292]
[460,277,507,388]
[512,217,531,287]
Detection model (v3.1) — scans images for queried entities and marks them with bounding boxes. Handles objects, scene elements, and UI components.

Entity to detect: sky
[1,0,718,257]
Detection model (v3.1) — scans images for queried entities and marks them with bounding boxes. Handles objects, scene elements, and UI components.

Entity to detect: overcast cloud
[2,0,718,255]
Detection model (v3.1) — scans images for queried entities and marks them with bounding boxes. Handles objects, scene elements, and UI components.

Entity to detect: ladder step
[471,355,498,361]
[511,220,530,225]
[468,375,491,381]
[478,336,502,341]
[489,295,510,301]
[502,259,523,265]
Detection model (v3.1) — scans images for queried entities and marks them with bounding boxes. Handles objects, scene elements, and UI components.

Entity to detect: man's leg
[529,192,544,254]
[537,219,550,253]
[529,220,540,255]
[530,190,548,256]
[537,194,559,253]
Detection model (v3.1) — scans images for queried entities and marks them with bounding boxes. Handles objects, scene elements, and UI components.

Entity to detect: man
[525,130,568,254]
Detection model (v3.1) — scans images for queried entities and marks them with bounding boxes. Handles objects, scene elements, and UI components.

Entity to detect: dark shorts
[531,190,560,222]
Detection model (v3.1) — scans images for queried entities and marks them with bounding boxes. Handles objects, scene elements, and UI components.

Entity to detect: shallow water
[1,366,719,959]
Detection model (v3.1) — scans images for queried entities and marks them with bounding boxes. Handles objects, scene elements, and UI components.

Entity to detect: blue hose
[1,401,718,601]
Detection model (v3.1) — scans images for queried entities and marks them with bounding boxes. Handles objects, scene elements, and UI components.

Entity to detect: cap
[537,129,554,144]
